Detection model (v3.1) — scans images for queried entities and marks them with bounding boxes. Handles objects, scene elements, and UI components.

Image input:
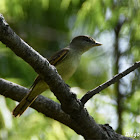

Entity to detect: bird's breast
[56,53,81,81]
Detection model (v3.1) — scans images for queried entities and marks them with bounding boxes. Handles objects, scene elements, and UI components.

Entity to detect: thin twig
[80,62,140,105]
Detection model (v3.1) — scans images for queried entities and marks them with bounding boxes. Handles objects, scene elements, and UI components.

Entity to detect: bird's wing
[30,48,70,89]
[30,76,42,90]
[49,48,70,66]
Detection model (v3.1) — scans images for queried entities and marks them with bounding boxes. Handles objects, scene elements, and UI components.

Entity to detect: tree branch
[0,78,68,121]
[0,78,83,134]
[81,62,140,105]
[0,78,134,140]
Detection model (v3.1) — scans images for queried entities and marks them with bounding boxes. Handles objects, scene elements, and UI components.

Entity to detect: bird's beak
[95,41,102,46]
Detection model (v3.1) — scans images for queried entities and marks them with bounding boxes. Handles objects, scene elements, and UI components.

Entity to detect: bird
[12,35,102,117]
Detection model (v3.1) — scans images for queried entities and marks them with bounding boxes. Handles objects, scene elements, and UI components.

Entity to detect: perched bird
[12,35,102,117]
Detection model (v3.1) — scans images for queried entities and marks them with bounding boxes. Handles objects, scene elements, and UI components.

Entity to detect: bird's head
[70,35,102,54]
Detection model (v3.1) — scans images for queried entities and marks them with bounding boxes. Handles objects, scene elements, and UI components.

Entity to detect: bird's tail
[12,77,48,117]
[12,89,38,117]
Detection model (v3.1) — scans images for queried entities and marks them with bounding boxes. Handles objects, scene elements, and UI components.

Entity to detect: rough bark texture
[0,14,135,140]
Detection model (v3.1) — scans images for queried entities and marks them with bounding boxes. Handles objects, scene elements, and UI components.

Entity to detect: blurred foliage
[0,0,140,139]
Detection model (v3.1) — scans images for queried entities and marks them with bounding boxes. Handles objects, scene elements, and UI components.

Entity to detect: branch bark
[0,14,135,140]
[0,78,134,140]
[0,78,82,133]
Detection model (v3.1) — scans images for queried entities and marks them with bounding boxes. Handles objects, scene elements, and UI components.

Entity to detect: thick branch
[0,78,82,134]
[0,79,67,121]
[0,78,134,140]
[81,62,140,105]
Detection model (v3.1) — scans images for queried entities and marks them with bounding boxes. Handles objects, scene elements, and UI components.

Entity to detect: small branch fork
[81,62,140,104]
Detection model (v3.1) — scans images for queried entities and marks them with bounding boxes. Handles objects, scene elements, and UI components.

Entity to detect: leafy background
[0,0,140,139]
